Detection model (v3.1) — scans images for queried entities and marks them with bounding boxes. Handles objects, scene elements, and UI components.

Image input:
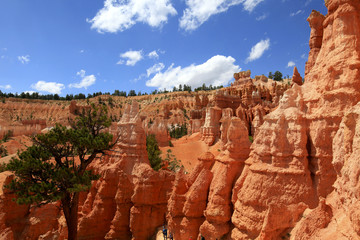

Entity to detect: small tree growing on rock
[2,104,115,240]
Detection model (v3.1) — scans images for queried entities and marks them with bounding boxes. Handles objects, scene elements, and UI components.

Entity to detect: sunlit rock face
[77,101,175,240]
[167,117,251,240]
[231,0,360,238]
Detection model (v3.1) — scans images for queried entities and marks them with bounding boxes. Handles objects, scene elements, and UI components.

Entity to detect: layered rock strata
[168,117,251,239]
[0,102,175,240]
[231,0,360,238]
[78,102,175,240]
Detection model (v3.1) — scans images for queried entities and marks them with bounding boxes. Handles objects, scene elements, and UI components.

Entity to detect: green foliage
[2,103,115,239]
[273,71,283,81]
[4,104,113,205]
[164,149,183,172]
[128,90,137,97]
[169,123,188,139]
[169,140,174,147]
[194,83,223,92]
[249,136,254,143]
[0,145,8,157]
[146,134,162,171]
[268,72,273,79]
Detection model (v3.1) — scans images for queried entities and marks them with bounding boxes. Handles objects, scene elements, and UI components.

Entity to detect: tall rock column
[200,117,251,239]
[231,85,316,239]
[201,107,222,146]
[305,10,325,76]
[167,153,215,239]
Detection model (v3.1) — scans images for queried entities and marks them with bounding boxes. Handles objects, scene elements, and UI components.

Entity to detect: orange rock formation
[1,1,360,239]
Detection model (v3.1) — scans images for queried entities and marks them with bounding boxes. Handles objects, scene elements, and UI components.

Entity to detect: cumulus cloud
[180,0,264,31]
[0,84,11,90]
[146,55,240,90]
[147,63,165,77]
[290,10,304,17]
[246,38,270,63]
[117,50,143,66]
[148,50,159,59]
[69,70,96,89]
[88,0,177,33]
[18,55,30,64]
[287,61,295,68]
[31,81,65,94]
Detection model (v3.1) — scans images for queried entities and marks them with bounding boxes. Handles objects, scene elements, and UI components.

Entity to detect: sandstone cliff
[230,0,360,238]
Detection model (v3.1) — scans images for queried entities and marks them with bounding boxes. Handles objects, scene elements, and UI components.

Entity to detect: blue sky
[0,0,327,96]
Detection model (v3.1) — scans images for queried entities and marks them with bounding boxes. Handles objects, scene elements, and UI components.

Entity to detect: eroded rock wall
[230,0,360,238]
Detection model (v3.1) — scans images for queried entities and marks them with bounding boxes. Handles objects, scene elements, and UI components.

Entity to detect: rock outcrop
[0,172,29,240]
[200,107,222,146]
[167,152,215,239]
[292,66,303,86]
[230,0,360,238]
[305,10,325,77]
[200,118,251,239]
[146,117,170,147]
[0,102,175,240]
[168,117,251,239]
[78,101,175,240]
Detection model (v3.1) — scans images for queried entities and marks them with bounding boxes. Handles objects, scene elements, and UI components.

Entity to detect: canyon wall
[230,0,360,238]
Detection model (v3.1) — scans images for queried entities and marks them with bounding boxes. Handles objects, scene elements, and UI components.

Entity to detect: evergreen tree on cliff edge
[2,103,116,240]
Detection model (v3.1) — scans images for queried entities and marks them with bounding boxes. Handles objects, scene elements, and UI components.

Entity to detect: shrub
[169,123,188,139]
[164,149,183,172]
[146,134,162,171]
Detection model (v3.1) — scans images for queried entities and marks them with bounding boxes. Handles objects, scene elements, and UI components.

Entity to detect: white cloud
[24,91,37,95]
[301,53,307,59]
[147,63,165,77]
[256,13,268,21]
[0,84,11,90]
[243,0,264,11]
[80,50,85,53]
[69,70,96,89]
[148,50,159,59]
[146,55,240,90]
[18,55,30,64]
[31,81,65,94]
[88,0,177,33]
[290,10,304,17]
[117,50,143,66]
[287,61,295,68]
[180,0,264,31]
[246,38,270,62]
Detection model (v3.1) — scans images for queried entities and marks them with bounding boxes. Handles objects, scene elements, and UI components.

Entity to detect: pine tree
[2,104,115,240]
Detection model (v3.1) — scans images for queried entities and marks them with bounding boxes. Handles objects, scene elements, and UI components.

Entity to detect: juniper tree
[3,103,115,240]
